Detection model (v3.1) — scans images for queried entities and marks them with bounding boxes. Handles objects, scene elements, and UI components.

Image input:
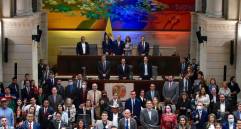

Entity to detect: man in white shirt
[118,109,137,129]
[140,101,159,129]
[108,105,122,127]
[76,36,90,55]
[23,97,41,122]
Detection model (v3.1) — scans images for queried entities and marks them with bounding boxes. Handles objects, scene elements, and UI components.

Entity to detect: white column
[236,23,241,89]
[0,21,3,82]
[16,0,32,16]
[206,0,222,18]
[195,0,202,12]
[32,41,38,86]
[2,0,12,17]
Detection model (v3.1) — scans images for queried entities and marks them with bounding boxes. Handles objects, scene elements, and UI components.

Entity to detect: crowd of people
[0,35,241,129]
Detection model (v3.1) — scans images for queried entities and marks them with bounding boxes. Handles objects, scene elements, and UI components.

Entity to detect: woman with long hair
[196,87,210,109]
[102,33,113,55]
[176,115,191,129]
[205,114,217,129]
[176,92,191,118]
[53,104,69,125]
[208,78,219,94]
[161,105,177,129]
[124,36,133,56]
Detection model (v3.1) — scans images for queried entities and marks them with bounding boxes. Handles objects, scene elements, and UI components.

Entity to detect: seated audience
[123,36,133,56]
[208,78,219,95]
[117,58,130,80]
[140,100,159,129]
[76,36,90,55]
[139,56,152,80]
[222,114,236,129]
[176,92,191,118]
[50,112,68,129]
[162,76,179,104]
[195,87,210,109]
[97,55,111,80]
[234,103,241,120]
[236,120,241,129]
[214,94,231,122]
[74,119,85,129]
[209,87,219,114]
[118,109,137,129]
[137,36,149,56]
[161,104,177,129]
[21,113,40,129]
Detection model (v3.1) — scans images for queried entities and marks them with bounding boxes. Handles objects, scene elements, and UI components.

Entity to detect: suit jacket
[108,113,122,122]
[112,40,124,55]
[137,41,149,55]
[56,85,65,97]
[140,109,159,129]
[21,87,34,101]
[145,90,160,101]
[97,60,111,80]
[45,78,57,96]
[162,81,179,104]
[76,42,90,55]
[51,120,68,129]
[117,64,130,80]
[48,94,63,111]
[102,40,112,54]
[137,96,146,109]
[74,87,88,107]
[108,99,123,109]
[125,98,141,120]
[213,101,231,114]
[94,120,112,129]
[179,79,193,95]
[118,118,137,129]
[21,121,40,129]
[233,110,241,120]
[139,63,152,80]
[38,107,54,129]
[222,122,236,129]
[65,84,77,100]
[192,109,208,129]
[87,90,102,105]
[8,83,20,98]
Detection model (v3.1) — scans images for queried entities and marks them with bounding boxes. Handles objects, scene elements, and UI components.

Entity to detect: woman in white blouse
[218,81,231,98]
[196,87,210,108]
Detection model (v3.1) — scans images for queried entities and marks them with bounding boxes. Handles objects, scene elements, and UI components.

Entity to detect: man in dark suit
[21,113,40,129]
[21,80,34,101]
[140,101,159,129]
[118,109,137,129]
[180,58,189,74]
[8,77,20,98]
[55,80,65,97]
[179,73,193,95]
[234,103,241,120]
[112,35,124,55]
[125,91,141,124]
[74,81,88,108]
[44,72,57,96]
[48,87,63,111]
[139,56,152,80]
[117,58,130,80]
[38,100,54,129]
[97,55,111,80]
[222,114,236,129]
[76,36,90,55]
[137,36,149,56]
[50,112,68,129]
[137,89,146,109]
[228,76,240,110]
[108,92,123,111]
[214,94,231,122]
[145,83,160,101]
[65,79,77,100]
[192,102,208,129]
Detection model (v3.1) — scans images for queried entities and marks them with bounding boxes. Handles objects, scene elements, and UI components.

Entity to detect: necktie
[103,122,107,129]
[68,108,70,118]
[125,119,129,129]
[58,121,61,129]
[142,42,145,48]
[131,99,134,113]
[151,91,154,99]
[169,82,171,89]
[53,96,56,103]
[29,123,32,129]
[77,80,80,88]
[103,62,106,71]
[52,79,54,85]
[93,90,96,105]
[185,80,188,91]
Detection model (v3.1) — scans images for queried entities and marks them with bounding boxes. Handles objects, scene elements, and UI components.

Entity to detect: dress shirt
[220,102,225,113]
[148,109,152,120]
[198,110,202,119]
[229,123,234,129]
[81,43,86,54]
[144,64,148,75]
[77,80,82,88]
[28,122,33,129]
[112,113,118,127]
[131,99,135,113]
[0,107,14,127]
[151,91,154,99]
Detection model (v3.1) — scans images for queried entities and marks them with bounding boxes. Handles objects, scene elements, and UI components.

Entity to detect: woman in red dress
[161,104,177,129]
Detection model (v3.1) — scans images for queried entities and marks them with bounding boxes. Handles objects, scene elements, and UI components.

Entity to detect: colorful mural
[44,0,195,30]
